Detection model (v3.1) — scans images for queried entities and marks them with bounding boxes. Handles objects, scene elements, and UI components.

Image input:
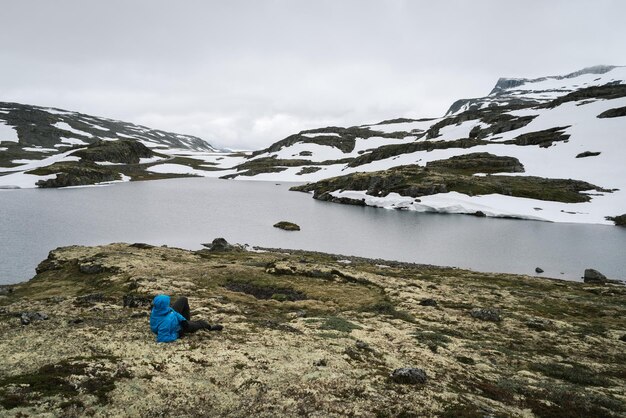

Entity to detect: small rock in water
[20,312,49,325]
[472,211,486,217]
[390,368,428,385]
[273,221,301,231]
[419,298,438,307]
[470,308,502,322]
[535,267,544,273]
[583,269,607,284]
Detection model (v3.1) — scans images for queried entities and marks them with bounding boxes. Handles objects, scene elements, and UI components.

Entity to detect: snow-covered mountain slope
[224,66,626,225]
[446,65,624,115]
[0,103,246,188]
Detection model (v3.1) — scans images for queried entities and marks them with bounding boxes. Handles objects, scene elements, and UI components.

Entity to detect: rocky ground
[0,242,625,417]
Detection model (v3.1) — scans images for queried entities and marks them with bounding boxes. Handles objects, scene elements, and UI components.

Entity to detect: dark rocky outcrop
[72,139,154,164]
[419,299,437,307]
[296,167,322,175]
[597,106,626,118]
[606,214,626,226]
[583,269,608,284]
[506,127,571,148]
[535,267,544,273]
[576,151,601,158]
[425,152,524,174]
[545,83,626,108]
[390,368,428,385]
[348,138,489,168]
[273,221,301,231]
[30,161,121,188]
[252,126,408,157]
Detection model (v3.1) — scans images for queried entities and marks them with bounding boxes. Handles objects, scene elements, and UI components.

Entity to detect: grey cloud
[1,0,624,149]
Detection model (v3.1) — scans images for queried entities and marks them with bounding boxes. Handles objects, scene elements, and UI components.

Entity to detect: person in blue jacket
[150,295,222,343]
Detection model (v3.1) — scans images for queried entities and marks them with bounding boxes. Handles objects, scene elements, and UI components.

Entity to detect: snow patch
[0,121,19,142]
[52,122,94,138]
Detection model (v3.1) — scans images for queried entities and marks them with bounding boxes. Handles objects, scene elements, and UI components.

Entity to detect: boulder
[390,368,428,385]
[526,318,555,331]
[201,238,235,252]
[79,262,105,274]
[123,294,152,308]
[583,269,607,284]
[419,298,438,307]
[20,312,49,325]
[535,267,544,273]
[470,308,502,322]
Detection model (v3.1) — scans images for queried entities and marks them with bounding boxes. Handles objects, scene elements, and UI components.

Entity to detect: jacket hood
[152,294,171,315]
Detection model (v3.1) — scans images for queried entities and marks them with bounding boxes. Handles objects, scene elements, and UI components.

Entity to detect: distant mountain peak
[446,65,626,115]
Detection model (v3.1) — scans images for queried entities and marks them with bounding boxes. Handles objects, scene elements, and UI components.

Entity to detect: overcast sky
[1,0,624,150]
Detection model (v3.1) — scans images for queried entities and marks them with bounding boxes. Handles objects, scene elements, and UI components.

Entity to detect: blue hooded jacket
[150,295,187,343]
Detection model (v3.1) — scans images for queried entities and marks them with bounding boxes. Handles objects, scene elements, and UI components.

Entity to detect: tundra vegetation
[0,243,624,417]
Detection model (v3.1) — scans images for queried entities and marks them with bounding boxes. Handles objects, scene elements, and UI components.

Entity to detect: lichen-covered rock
[390,368,428,385]
[526,318,555,331]
[584,269,607,284]
[201,237,237,251]
[20,312,49,325]
[122,294,152,308]
[470,308,502,322]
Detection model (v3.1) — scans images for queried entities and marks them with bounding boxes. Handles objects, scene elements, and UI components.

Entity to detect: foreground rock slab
[0,243,625,417]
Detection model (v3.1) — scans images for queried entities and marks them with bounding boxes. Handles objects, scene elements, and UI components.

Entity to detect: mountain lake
[1,177,625,285]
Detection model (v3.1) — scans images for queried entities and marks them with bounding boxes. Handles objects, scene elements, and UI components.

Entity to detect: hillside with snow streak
[225,66,626,225]
[0,103,246,188]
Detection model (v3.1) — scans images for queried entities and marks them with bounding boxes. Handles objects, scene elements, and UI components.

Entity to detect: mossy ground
[0,244,624,417]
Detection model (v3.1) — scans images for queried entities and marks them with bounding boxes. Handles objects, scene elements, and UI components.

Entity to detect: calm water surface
[1,177,625,284]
